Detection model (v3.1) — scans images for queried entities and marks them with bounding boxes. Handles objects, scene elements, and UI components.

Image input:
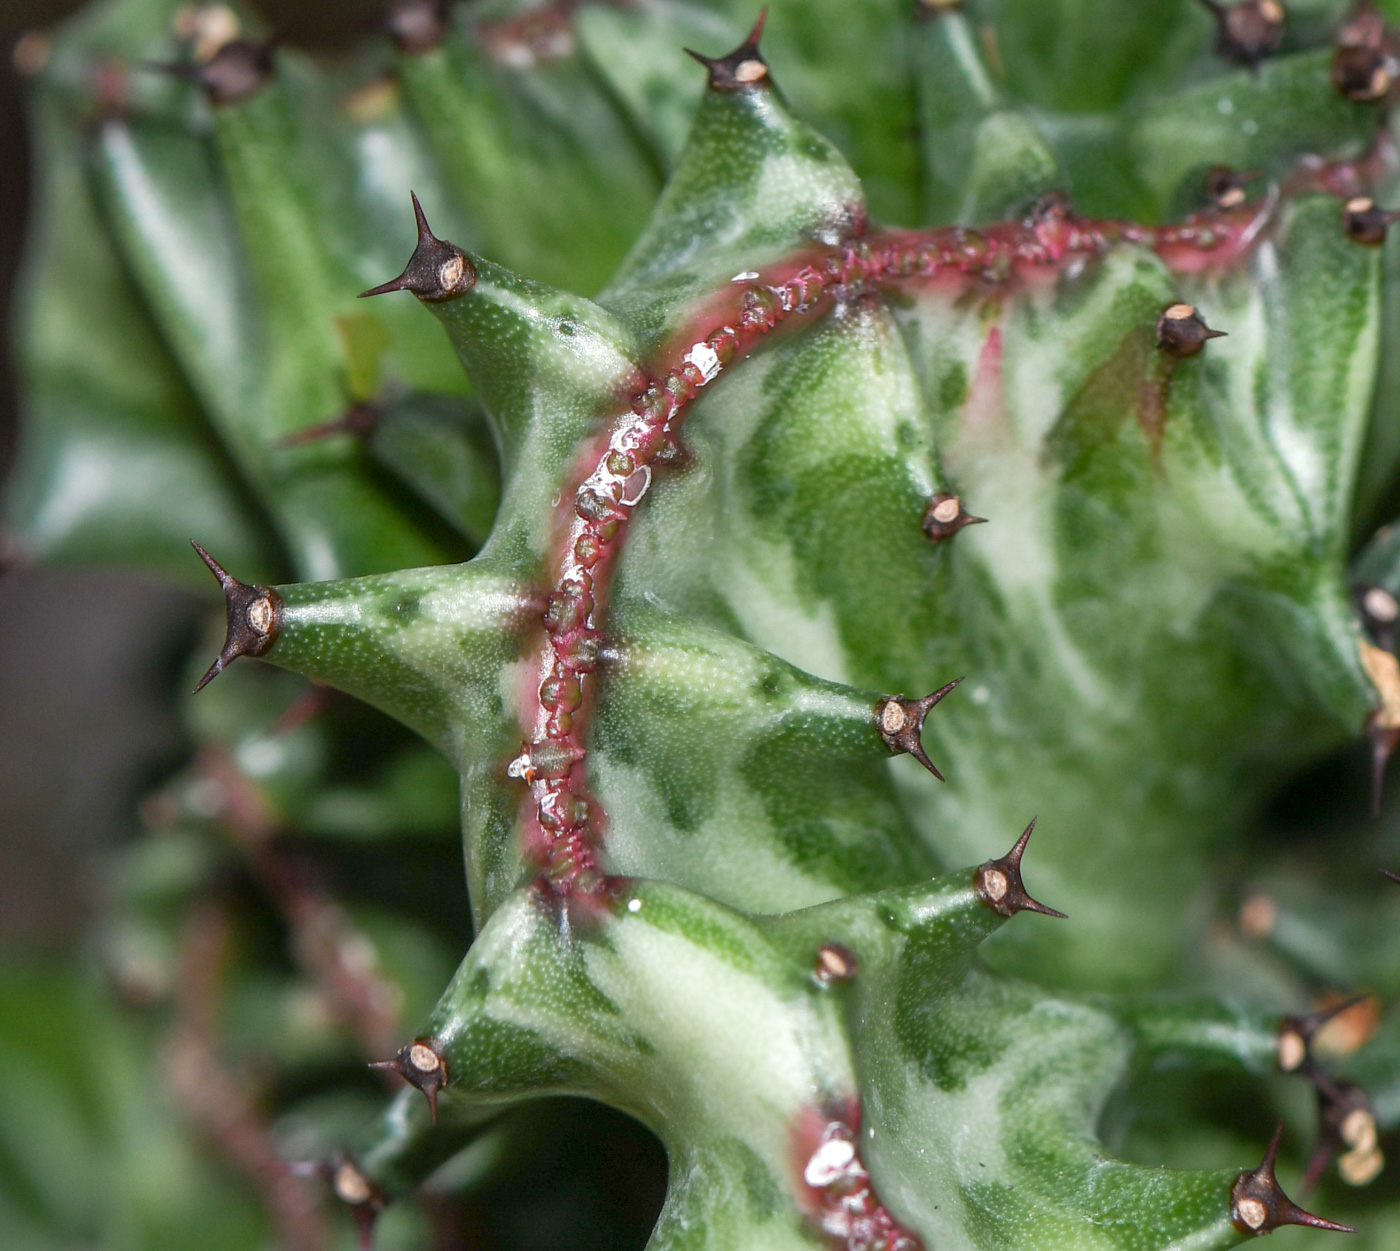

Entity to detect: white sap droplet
[821,1209,854,1238]
[506,752,531,780]
[627,897,642,913]
[804,1137,857,1187]
[731,270,760,282]
[684,342,722,384]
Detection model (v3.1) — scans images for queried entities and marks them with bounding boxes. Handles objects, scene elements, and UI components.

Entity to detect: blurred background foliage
[0,5,666,1247]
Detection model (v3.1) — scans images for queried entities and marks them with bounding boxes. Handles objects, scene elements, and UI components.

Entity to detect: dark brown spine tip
[875,677,963,781]
[369,1037,449,1122]
[921,493,987,543]
[813,943,857,985]
[684,8,771,91]
[1344,196,1397,245]
[1206,165,1253,209]
[1200,0,1286,68]
[1231,1126,1356,1235]
[278,401,381,448]
[361,192,475,301]
[1369,714,1400,818]
[1386,869,1400,884]
[975,818,1067,919]
[148,39,273,106]
[387,0,451,54]
[1156,303,1226,358]
[191,540,282,692]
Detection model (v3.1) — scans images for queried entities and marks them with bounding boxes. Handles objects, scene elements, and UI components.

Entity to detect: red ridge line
[797,1108,923,1250]
[506,183,1336,896]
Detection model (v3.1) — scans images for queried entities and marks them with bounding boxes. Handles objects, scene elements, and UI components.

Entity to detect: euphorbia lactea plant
[9,0,1400,1247]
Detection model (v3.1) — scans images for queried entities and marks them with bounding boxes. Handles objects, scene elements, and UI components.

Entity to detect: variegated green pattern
[7,0,1400,1248]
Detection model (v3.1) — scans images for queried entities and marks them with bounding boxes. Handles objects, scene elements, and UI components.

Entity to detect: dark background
[0,1,392,954]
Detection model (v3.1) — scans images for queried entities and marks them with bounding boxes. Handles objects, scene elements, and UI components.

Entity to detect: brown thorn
[1197,0,1286,69]
[1302,1133,1337,1196]
[277,402,381,448]
[1206,165,1258,209]
[1385,869,1400,884]
[1277,995,1371,1072]
[1301,1078,1380,1194]
[368,1037,448,1123]
[144,39,273,106]
[875,677,963,781]
[1156,303,1226,358]
[1343,196,1399,245]
[1334,2,1394,100]
[360,192,475,301]
[974,818,1068,919]
[191,541,282,692]
[1332,41,1394,102]
[1368,715,1400,817]
[922,492,987,543]
[1231,1124,1356,1235]
[813,943,857,985]
[684,8,771,91]
[322,1154,385,1249]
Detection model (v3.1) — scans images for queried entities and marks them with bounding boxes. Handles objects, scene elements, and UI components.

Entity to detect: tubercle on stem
[513,192,1296,895]
[356,161,1370,899]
